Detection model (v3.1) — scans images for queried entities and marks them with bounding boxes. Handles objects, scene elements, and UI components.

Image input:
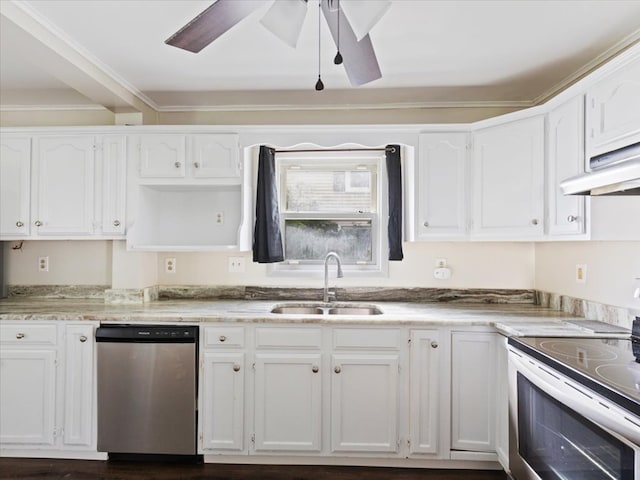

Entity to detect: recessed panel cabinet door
[100,136,127,235]
[63,324,95,448]
[0,349,57,445]
[189,134,240,179]
[201,352,245,452]
[331,353,399,453]
[254,353,322,452]
[33,136,95,236]
[138,135,186,178]
[0,137,31,237]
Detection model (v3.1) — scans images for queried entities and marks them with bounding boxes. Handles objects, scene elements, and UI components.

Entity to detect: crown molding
[0,104,107,112]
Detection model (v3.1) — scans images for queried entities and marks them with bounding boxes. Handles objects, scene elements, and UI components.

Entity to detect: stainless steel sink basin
[270,303,383,315]
[327,306,382,315]
[270,306,325,315]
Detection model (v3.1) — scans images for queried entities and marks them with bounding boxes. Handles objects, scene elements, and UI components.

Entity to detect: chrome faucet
[323,252,344,303]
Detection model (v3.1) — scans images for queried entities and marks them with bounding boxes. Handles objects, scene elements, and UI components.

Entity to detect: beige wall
[535,241,640,309]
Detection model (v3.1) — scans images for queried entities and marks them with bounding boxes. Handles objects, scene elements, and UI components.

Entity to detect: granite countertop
[0,297,598,335]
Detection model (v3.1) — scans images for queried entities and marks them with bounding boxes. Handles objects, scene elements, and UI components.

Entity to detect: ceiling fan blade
[320,0,382,86]
[165,0,264,53]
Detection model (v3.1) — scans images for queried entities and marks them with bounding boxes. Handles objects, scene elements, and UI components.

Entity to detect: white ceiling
[1,0,640,112]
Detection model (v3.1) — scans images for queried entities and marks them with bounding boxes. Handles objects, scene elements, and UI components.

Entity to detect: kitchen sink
[270,304,383,316]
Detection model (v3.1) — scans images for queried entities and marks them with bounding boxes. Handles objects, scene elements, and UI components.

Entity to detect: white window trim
[267,150,389,278]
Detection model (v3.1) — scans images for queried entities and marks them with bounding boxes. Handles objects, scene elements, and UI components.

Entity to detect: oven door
[508,348,640,480]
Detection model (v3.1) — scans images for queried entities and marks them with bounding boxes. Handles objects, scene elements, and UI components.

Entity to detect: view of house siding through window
[282,165,378,265]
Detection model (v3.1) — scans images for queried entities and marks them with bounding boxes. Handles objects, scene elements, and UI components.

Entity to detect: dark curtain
[386,144,404,261]
[252,146,284,263]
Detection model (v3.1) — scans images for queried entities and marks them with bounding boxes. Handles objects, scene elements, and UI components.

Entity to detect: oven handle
[509,349,640,445]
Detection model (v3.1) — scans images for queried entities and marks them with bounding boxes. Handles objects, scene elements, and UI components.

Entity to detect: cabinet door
[139,135,186,178]
[331,353,399,453]
[472,116,544,238]
[0,349,57,445]
[100,135,127,235]
[0,137,31,237]
[201,352,245,452]
[418,133,468,239]
[451,332,496,452]
[408,330,441,455]
[33,136,95,236]
[63,324,95,448]
[495,335,510,470]
[254,353,322,452]
[547,97,589,237]
[586,59,640,156]
[189,134,240,179]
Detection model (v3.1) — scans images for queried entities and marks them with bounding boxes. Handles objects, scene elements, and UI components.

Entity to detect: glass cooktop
[509,336,640,416]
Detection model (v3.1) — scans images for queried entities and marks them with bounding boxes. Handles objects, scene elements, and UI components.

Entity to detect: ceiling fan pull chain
[334,0,343,65]
[315,0,325,91]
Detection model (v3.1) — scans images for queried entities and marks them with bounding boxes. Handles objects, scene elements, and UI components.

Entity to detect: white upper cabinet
[472,116,545,239]
[0,137,31,238]
[546,97,589,237]
[417,133,468,239]
[585,57,640,157]
[99,136,127,235]
[137,134,240,181]
[33,136,95,236]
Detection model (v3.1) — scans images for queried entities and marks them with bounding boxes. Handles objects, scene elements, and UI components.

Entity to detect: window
[270,150,387,275]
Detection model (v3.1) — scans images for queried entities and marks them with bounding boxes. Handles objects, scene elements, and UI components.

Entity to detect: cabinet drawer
[204,326,244,348]
[332,328,401,350]
[0,323,58,345]
[255,327,322,349]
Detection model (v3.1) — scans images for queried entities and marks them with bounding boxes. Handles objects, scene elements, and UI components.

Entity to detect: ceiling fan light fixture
[260,0,309,48]
[339,0,391,41]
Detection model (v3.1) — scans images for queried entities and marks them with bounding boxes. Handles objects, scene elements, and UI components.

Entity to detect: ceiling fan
[165,0,391,88]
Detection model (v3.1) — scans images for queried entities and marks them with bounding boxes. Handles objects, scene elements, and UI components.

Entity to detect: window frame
[267,150,388,277]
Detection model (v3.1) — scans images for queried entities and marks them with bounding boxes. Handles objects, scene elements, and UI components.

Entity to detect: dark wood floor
[0,458,508,480]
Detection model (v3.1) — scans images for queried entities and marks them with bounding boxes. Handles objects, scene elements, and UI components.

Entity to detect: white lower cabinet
[450,331,497,456]
[254,352,322,452]
[408,330,442,456]
[0,322,99,455]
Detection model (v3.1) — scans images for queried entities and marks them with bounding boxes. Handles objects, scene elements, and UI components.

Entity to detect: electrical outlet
[38,256,49,272]
[228,256,245,273]
[576,264,587,284]
[216,212,224,224]
[435,258,447,268]
[165,257,177,274]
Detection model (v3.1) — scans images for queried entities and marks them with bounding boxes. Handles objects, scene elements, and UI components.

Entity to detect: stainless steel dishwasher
[96,324,199,457]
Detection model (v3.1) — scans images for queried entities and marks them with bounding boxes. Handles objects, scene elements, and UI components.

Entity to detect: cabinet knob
[423,221,429,228]
[567,215,577,223]
[334,366,341,374]
[531,219,539,226]
[312,366,319,373]
[34,220,42,227]
[16,221,24,228]
[219,335,227,342]
[113,220,121,227]
[16,333,25,339]
[175,161,182,168]
[431,341,438,349]
[233,364,241,372]
[194,162,200,169]
[79,335,88,343]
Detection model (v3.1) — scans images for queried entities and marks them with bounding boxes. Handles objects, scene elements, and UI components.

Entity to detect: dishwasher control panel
[96,325,198,343]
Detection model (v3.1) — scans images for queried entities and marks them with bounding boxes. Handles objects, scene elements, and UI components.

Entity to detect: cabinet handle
[334,366,341,374]
[431,341,438,349]
[194,162,200,168]
[16,333,25,339]
[175,161,182,168]
[16,221,24,228]
[531,219,539,225]
[79,335,88,343]
[567,215,577,223]
[34,220,42,227]
[113,220,121,227]
[219,335,227,342]
[312,366,319,373]
[423,221,429,228]
[233,364,241,372]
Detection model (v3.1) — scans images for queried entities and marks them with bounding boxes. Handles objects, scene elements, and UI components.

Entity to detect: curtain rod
[274,146,396,154]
